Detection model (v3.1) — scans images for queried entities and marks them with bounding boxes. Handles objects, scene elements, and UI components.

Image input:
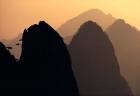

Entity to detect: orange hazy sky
[0,0,140,40]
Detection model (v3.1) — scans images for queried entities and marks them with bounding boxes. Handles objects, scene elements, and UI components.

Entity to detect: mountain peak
[38,21,50,27]
[85,9,105,14]
[0,42,5,49]
[81,21,97,27]
[79,21,103,32]
[80,9,107,18]
[58,9,116,37]
[114,19,125,25]
[71,21,105,42]
[107,14,114,18]
[107,19,139,33]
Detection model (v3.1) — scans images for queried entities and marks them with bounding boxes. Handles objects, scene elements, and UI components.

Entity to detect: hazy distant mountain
[69,21,133,96]
[58,9,116,37]
[106,19,140,96]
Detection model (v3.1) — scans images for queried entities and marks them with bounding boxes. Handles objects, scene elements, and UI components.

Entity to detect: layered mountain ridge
[69,21,133,96]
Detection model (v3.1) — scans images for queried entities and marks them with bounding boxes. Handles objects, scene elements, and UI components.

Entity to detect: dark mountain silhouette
[106,19,140,96]
[58,9,116,38]
[19,21,79,96]
[69,21,133,96]
[0,21,79,96]
[0,42,26,96]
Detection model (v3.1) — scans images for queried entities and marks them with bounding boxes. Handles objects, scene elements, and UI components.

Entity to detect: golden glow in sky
[0,0,140,39]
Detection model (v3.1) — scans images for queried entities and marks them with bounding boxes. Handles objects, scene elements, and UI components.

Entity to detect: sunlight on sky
[0,0,140,39]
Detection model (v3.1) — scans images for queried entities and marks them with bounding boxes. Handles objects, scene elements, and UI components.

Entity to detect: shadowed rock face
[20,21,79,96]
[69,21,133,96]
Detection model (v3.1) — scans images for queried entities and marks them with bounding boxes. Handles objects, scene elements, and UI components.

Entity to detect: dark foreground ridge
[0,42,26,95]
[69,21,133,96]
[0,21,79,96]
